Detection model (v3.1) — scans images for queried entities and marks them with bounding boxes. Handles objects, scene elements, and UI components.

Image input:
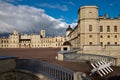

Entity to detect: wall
[80,45,120,66]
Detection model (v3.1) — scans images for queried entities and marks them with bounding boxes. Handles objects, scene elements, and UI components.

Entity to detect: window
[107,42,110,45]
[89,25,92,31]
[100,26,103,32]
[114,26,117,32]
[115,35,117,38]
[100,35,103,38]
[115,42,117,45]
[89,42,92,45]
[63,47,67,51]
[100,42,103,46]
[107,35,110,38]
[107,26,110,32]
[89,35,92,38]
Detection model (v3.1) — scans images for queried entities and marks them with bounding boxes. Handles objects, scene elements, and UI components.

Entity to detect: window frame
[107,25,110,32]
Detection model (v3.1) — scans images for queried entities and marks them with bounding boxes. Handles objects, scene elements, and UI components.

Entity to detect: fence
[64,53,116,65]
[16,59,74,80]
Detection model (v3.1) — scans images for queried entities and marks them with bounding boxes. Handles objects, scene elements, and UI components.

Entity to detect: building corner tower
[78,6,99,49]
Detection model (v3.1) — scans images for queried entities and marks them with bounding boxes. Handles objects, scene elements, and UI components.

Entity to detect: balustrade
[16,59,74,80]
[64,53,116,65]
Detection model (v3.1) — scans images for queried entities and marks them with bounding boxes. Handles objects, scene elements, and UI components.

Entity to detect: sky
[0,0,120,36]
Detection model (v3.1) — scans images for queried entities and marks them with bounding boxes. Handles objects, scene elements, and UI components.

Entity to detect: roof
[66,25,72,31]
[63,41,72,46]
[80,5,98,9]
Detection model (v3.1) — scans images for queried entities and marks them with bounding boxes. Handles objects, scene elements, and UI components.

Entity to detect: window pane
[107,42,110,45]
[89,25,92,31]
[89,42,92,45]
[115,42,117,45]
[100,26,103,32]
[107,26,110,32]
[114,26,117,32]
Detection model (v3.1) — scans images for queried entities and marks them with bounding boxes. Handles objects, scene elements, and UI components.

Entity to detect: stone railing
[64,53,116,65]
[16,59,74,80]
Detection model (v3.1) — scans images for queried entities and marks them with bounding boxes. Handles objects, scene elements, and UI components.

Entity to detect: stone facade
[66,6,120,58]
[0,29,65,48]
[67,6,120,49]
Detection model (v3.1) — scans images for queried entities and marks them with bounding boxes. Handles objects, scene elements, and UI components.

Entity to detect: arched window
[115,35,117,38]
[107,26,110,32]
[100,26,103,32]
[107,42,110,45]
[115,42,117,45]
[100,42,103,46]
[89,42,92,45]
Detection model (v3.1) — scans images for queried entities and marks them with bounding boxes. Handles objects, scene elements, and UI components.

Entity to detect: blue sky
[0,0,120,36]
[8,0,120,23]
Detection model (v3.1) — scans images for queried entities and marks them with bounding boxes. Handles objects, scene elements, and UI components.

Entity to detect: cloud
[0,1,77,36]
[63,0,74,6]
[68,0,74,6]
[0,0,19,4]
[39,3,68,11]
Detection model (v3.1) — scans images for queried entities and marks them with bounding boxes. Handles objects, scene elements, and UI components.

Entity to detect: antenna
[90,60,113,77]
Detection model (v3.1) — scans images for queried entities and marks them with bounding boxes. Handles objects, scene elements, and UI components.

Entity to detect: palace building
[67,5,120,49]
[66,6,120,58]
[0,29,65,48]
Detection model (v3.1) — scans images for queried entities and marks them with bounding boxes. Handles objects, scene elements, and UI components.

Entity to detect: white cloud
[38,3,68,11]
[68,0,74,6]
[0,1,71,35]
[0,1,76,36]
[70,22,77,28]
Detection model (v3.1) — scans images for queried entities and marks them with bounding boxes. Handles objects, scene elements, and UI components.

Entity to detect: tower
[78,6,99,48]
[40,29,46,38]
[78,6,98,19]
[13,30,18,35]
[66,25,72,41]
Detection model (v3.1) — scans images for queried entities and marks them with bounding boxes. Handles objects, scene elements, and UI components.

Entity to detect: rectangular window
[89,25,92,32]
[107,26,110,32]
[114,26,117,32]
[100,26,103,32]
